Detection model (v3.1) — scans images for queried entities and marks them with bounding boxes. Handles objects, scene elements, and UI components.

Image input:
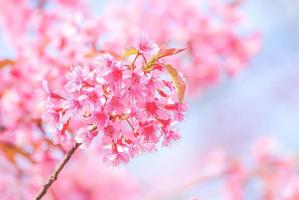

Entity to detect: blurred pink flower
[102,0,261,96]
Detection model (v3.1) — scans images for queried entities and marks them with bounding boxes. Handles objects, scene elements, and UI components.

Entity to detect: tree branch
[35,143,81,200]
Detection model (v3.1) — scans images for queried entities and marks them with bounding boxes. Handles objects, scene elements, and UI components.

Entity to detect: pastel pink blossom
[47,149,140,200]
[197,138,299,200]
[42,39,186,165]
[0,0,266,199]
[0,146,140,200]
[136,33,159,54]
[0,0,99,147]
[102,0,261,96]
[64,65,93,93]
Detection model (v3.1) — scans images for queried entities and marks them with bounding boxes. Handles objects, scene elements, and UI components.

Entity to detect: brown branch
[35,143,81,200]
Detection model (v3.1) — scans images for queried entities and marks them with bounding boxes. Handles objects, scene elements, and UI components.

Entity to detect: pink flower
[162,130,180,146]
[102,0,260,96]
[42,109,64,132]
[139,121,159,143]
[164,103,188,121]
[106,96,125,114]
[103,151,130,166]
[42,40,186,165]
[63,94,94,121]
[101,54,115,68]
[135,33,159,54]
[64,65,93,93]
[92,111,109,127]
[75,128,97,148]
[52,129,69,144]
[39,80,51,104]
[104,67,123,82]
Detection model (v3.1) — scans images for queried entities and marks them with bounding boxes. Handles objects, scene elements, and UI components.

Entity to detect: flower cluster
[0,0,263,198]
[42,38,186,165]
[0,0,102,147]
[102,0,261,95]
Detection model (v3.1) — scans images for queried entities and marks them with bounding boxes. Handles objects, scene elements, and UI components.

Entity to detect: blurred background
[1,0,299,199]
[106,0,299,198]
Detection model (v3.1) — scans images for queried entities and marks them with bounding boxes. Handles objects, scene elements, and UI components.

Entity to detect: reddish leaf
[165,64,185,103]
[156,48,186,59]
[143,48,186,72]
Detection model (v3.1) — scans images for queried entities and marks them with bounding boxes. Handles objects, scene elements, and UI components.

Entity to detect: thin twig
[131,53,140,69]
[141,53,147,64]
[126,118,134,131]
[35,143,81,200]
[143,171,225,200]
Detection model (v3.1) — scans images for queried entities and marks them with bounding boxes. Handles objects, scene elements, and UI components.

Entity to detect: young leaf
[0,142,33,164]
[122,48,139,58]
[156,48,186,59]
[143,48,186,72]
[0,59,15,69]
[165,64,185,103]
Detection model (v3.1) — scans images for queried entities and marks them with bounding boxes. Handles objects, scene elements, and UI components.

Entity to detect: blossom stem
[126,118,134,131]
[141,53,147,64]
[35,143,81,200]
[131,52,140,69]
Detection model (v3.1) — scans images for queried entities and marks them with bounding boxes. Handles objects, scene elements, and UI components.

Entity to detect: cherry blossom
[102,0,261,95]
[0,0,101,147]
[42,39,186,165]
[0,1,285,200]
[0,145,140,200]
[197,138,299,200]
[160,138,299,200]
